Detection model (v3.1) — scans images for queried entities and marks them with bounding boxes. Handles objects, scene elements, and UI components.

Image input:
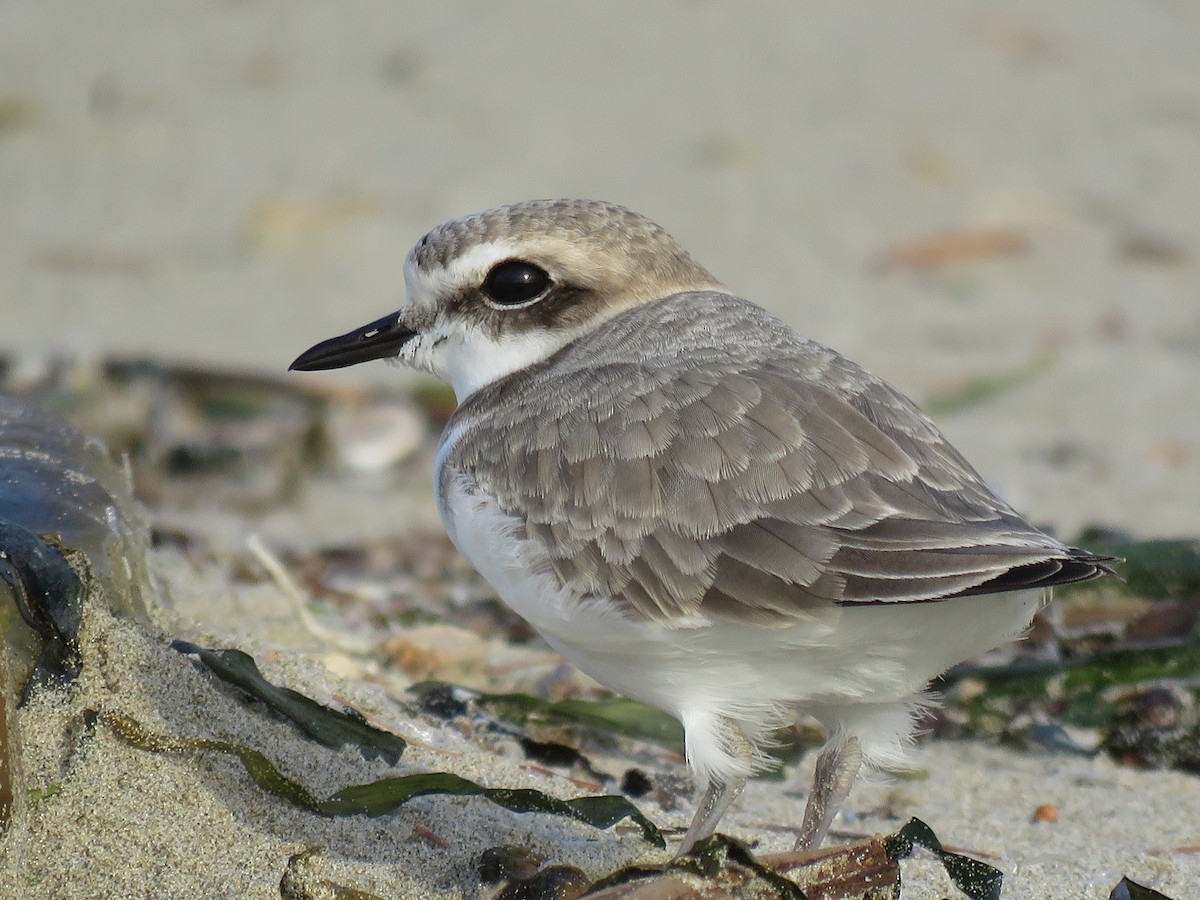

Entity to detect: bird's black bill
[289,312,416,372]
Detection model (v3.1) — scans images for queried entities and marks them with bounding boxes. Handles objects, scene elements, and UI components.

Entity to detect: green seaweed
[884,818,1002,900]
[941,531,1200,740]
[943,638,1200,731]
[27,783,63,804]
[0,521,85,701]
[172,641,407,765]
[101,710,664,848]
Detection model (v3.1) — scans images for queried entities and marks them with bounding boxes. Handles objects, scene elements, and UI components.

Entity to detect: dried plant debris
[1,355,439,515]
[921,351,1054,416]
[280,846,389,900]
[495,865,592,900]
[933,527,1200,769]
[1114,232,1190,267]
[756,838,900,900]
[479,844,547,883]
[1109,876,1180,900]
[876,228,1029,272]
[286,534,509,640]
[495,835,852,899]
[13,359,319,511]
[1102,685,1200,773]
[414,682,686,749]
[413,681,819,783]
[414,682,678,796]
[482,820,1004,900]
[939,636,1200,764]
[172,641,408,764]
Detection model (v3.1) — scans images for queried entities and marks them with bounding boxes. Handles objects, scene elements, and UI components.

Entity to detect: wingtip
[1066,546,1124,583]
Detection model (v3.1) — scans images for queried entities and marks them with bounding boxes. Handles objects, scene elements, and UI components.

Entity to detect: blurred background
[2,1,1197,535]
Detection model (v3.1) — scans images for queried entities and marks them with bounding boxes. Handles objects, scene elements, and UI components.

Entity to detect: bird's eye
[482,260,552,307]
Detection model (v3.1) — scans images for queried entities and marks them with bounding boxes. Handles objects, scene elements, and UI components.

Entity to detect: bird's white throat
[401,321,583,403]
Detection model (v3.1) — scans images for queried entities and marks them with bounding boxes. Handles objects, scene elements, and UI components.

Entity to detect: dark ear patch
[507,284,607,333]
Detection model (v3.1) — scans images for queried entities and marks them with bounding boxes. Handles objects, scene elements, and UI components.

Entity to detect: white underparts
[437,470,1044,787]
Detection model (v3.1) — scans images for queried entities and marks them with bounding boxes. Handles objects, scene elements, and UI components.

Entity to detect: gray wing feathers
[445,292,1107,625]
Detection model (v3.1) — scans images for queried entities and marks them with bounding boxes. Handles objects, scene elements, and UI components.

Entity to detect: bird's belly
[438,473,1043,720]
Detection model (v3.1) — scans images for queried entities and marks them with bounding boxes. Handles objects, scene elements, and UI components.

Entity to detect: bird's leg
[793,735,862,851]
[675,719,752,856]
[676,775,746,856]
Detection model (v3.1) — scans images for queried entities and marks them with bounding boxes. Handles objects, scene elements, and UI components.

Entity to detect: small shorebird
[291,199,1114,853]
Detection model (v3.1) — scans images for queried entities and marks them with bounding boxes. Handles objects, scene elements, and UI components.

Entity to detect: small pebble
[1033,803,1059,823]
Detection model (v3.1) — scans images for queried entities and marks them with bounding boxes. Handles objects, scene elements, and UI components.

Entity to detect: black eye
[482,260,552,307]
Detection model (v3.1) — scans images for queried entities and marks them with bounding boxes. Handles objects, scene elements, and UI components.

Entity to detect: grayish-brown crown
[410,199,718,293]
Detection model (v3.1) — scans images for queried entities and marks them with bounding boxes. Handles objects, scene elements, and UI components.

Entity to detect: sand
[5,539,1199,898]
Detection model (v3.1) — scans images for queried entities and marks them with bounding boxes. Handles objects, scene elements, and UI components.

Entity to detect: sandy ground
[2,2,1199,898]
[6,534,1200,900]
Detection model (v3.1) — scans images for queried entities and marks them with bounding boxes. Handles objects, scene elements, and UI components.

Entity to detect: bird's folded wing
[445,293,1112,625]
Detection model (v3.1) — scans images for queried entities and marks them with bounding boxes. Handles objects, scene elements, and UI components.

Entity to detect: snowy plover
[291,199,1114,853]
